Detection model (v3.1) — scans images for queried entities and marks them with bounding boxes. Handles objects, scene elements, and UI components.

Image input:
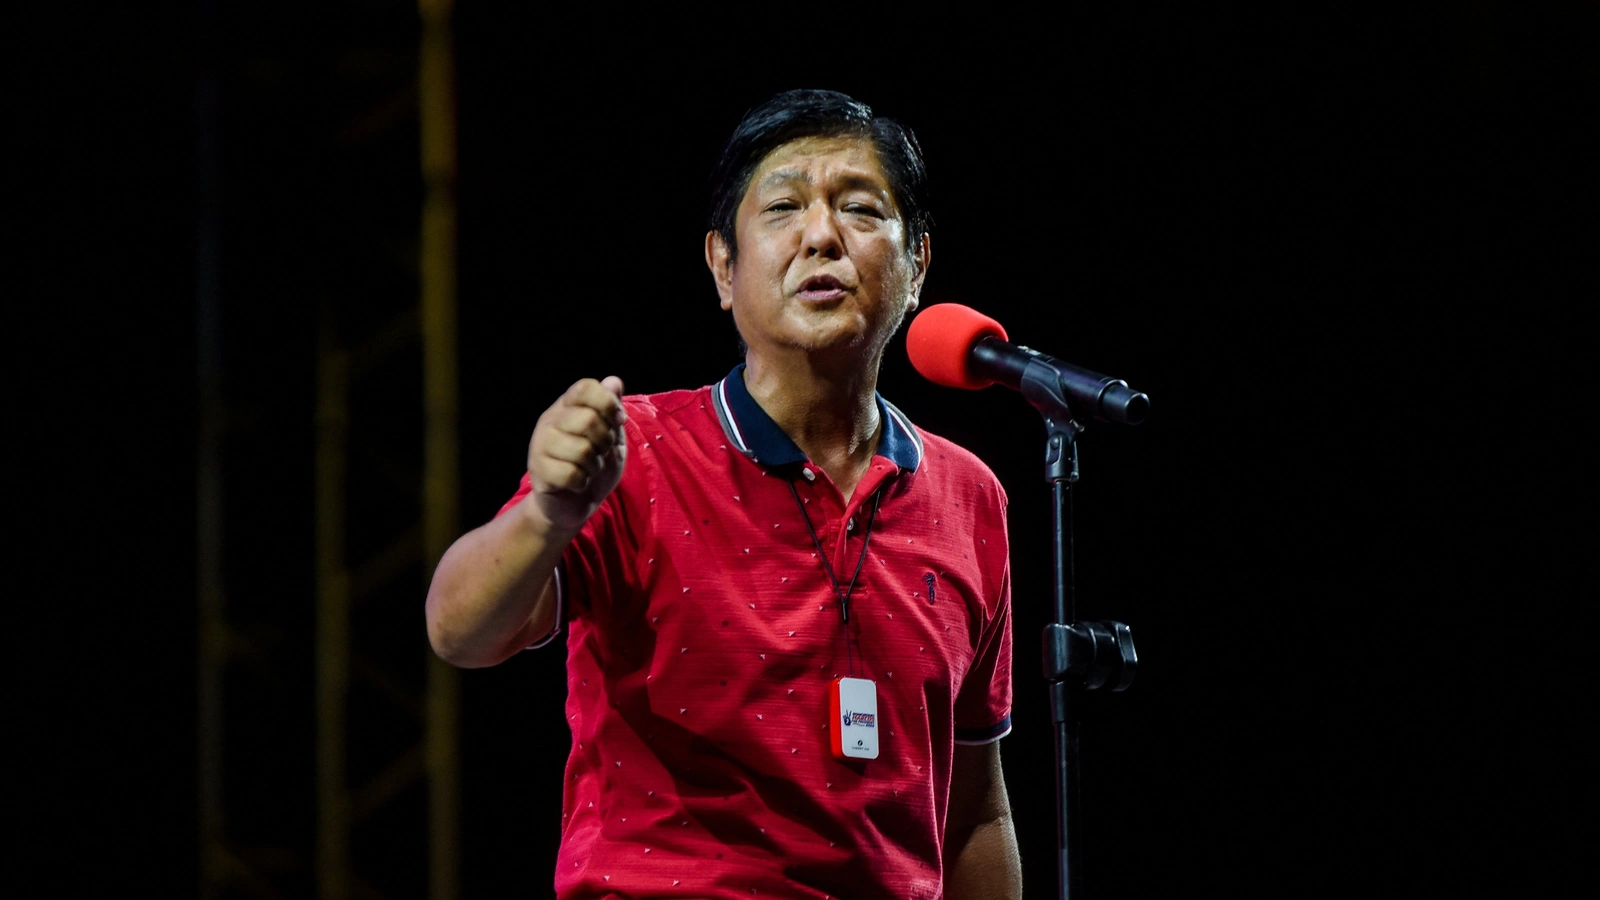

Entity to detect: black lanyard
[787,478,882,676]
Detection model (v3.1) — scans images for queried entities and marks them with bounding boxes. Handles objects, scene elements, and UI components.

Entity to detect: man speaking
[426,89,1022,899]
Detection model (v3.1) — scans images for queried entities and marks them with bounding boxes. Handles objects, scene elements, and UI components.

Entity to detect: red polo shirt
[499,365,1012,900]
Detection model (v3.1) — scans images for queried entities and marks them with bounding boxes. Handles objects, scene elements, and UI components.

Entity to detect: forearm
[944,813,1022,900]
[424,501,574,668]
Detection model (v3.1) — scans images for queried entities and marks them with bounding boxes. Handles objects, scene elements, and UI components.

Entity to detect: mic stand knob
[1042,620,1139,693]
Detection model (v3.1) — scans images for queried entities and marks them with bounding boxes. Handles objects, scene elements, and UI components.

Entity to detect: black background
[27,3,1592,897]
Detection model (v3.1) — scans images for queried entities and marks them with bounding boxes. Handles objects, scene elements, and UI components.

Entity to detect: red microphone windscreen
[906,304,1010,390]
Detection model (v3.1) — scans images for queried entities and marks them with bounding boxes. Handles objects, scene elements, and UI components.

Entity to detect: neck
[742,352,882,498]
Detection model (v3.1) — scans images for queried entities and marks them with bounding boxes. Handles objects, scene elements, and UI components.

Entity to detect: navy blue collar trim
[711,364,923,473]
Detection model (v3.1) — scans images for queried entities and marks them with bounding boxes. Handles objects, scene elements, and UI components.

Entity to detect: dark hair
[707,89,931,261]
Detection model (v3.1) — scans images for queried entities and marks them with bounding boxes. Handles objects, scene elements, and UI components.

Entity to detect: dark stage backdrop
[30,4,1590,898]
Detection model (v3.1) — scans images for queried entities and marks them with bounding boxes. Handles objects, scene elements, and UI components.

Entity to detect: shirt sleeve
[952,516,1013,745]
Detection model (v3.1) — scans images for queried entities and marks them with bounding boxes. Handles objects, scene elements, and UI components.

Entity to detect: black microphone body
[971,337,1150,425]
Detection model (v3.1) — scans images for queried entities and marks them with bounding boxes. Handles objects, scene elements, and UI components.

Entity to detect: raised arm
[424,376,626,668]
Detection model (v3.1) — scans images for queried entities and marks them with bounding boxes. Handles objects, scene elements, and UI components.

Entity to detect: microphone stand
[1020,367,1139,900]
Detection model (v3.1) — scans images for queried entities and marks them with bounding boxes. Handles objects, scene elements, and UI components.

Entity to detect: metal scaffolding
[197,1,460,896]
[418,1,463,895]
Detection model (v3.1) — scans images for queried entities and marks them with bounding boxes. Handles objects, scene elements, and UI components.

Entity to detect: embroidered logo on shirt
[923,572,936,604]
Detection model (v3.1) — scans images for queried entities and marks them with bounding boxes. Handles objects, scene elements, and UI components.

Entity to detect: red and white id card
[828,676,880,760]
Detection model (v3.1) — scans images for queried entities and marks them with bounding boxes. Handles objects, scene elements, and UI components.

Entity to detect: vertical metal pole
[1054,479,1075,636]
[1044,421,1083,900]
[1052,479,1081,900]
[316,323,351,900]
[419,1,461,896]
[194,0,224,891]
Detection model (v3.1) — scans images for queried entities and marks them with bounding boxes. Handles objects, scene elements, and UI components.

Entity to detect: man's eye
[765,201,798,213]
[844,204,885,218]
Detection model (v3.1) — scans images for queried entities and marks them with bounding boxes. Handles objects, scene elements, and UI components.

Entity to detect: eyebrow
[758,168,811,189]
[757,168,890,198]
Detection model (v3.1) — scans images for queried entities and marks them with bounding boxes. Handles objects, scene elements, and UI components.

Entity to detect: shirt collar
[711,363,923,473]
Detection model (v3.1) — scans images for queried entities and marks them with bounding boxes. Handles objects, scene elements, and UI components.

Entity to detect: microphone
[906,304,1149,425]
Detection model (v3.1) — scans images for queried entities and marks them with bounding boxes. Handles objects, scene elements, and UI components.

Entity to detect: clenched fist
[527,376,627,532]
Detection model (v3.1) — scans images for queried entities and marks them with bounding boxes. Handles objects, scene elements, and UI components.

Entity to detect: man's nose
[800,202,844,260]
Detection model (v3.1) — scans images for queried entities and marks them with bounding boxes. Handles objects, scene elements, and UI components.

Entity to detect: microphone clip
[1019,354,1077,420]
[1017,359,1083,485]
[1043,421,1081,485]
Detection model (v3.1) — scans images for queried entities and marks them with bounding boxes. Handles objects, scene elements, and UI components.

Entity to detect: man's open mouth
[798,274,849,299]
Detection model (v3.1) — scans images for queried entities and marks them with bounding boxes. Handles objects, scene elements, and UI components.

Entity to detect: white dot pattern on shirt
[552,406,1005,892]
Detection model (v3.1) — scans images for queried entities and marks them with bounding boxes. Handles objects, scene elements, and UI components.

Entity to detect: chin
[785,328,886,364]
[792,304,871,338]
[783,319,869,353]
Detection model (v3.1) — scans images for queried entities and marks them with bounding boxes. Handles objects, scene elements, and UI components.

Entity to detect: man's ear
[906,232,932,312]
[705,231,735,311]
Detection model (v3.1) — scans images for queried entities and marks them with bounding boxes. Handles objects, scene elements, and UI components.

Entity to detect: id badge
[828,676,880,760]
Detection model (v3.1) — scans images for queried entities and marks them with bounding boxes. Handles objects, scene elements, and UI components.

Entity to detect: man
[426,89,1021,899]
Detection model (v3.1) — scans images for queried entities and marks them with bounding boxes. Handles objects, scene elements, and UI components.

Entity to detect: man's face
[707,136,930,363]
